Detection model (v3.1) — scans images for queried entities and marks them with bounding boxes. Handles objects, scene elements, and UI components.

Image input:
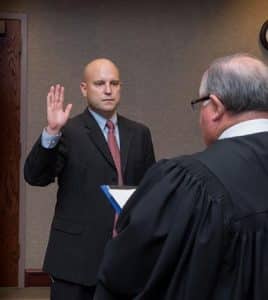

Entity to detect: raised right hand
[46,84,72,135]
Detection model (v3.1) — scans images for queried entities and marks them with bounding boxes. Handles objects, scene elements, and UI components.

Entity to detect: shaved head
[83,58,120,81]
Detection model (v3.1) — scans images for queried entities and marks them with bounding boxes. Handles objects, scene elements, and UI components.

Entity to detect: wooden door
[0,19,21,286]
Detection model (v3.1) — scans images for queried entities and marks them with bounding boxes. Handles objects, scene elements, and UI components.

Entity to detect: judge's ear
[80,82,87,97]
[209,94,225,121]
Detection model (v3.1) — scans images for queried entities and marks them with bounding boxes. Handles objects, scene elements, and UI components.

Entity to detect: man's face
[80,60,121,118]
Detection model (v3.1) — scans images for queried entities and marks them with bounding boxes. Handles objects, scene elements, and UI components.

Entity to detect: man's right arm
[24,131,63,186]
[24,84,72,186]
[41,127,62,149]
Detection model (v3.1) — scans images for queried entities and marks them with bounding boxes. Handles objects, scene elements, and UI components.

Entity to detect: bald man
[24,58,155,300]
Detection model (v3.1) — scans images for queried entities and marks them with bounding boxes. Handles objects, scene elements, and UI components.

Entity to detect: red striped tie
[106,120,123,236]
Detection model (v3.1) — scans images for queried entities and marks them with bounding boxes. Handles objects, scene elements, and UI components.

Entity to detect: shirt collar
[218,119,268,140]
[88,109,118,131]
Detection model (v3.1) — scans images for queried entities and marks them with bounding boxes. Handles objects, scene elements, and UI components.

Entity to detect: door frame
[0,13,27,288]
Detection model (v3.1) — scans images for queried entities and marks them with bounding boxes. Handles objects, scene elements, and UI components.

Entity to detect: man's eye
[111,81,120,86]
[94,81,105,86]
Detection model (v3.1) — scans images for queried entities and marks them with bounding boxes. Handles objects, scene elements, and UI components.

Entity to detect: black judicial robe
[95,132,268,300]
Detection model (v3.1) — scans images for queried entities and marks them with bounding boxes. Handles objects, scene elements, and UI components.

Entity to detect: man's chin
[92,107,117,118]
[102,107,117,113]
[102,103,119,112]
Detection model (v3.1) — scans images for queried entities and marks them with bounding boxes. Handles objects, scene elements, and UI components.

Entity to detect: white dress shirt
[218,119,268,140]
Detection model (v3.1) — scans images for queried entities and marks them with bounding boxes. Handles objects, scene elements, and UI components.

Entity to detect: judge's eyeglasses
[190,95,211,111]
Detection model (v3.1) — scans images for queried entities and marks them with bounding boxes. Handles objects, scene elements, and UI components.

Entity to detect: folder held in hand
[100,185,136,213]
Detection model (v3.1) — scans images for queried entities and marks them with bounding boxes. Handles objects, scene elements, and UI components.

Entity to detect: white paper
[108,187,136,208]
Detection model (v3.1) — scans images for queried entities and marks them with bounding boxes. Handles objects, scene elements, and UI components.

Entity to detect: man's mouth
[102,98,114,102]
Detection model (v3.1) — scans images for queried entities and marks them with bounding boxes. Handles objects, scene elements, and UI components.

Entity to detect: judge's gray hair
[199,53,268,113]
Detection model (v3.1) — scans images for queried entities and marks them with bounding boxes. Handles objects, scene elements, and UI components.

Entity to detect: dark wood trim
[24,269,51,287]
[0,18,21,287]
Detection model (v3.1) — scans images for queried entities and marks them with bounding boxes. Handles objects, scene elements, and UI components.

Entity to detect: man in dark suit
[24,58,155,300]
[94,54,268,300]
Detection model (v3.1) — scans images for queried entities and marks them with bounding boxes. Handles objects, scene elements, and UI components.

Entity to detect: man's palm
[47,84,72,133]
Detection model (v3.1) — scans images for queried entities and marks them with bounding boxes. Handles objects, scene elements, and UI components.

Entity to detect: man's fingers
[64,103,73,118]
[47,84,66,113]
[59,86,64,104]
[50,85,55,100]
[55,84,60,102]
[47,85,55,106]
[47,90,53,108]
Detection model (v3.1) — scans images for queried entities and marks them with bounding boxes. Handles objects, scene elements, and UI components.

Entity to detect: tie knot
[106,120,115,131]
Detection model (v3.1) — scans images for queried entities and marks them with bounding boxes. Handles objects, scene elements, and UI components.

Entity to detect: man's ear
[80,82,87,97]
[209,94,225,121]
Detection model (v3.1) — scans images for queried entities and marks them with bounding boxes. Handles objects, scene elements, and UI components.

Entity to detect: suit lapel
[118,115,133,174]
[81,109,115,168]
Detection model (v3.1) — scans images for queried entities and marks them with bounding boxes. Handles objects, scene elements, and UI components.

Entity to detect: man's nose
[104,83,112,94]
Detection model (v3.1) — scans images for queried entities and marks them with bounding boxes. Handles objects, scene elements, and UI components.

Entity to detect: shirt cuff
[41,128,62,149]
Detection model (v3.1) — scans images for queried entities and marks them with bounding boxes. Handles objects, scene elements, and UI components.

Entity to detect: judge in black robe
[94,54,268,300]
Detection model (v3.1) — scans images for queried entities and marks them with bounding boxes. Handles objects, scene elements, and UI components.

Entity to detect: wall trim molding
[24,269,51,287]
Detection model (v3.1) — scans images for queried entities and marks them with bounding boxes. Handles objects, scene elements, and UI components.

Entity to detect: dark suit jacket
[24,109,155,286]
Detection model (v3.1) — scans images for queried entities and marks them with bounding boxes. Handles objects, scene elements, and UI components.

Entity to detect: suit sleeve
[24,135,66,186]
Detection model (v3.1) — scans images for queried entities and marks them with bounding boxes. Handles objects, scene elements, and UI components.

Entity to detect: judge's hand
[46,84,72,135]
